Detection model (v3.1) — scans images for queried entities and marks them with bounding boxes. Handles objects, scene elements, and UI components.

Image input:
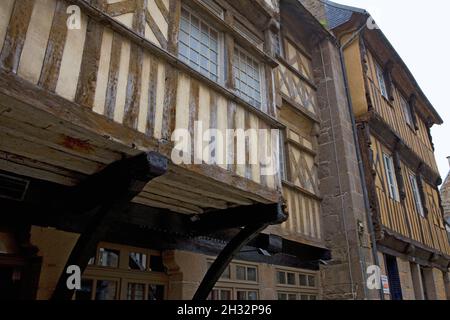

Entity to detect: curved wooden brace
[192,202,287,300]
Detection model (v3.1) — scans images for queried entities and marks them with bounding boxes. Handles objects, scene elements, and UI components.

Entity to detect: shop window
[95,280,117,300]
[150,255,165,272]
[236,265,257,282]
[148,284,165,300]
[277,271,286,285]
[209,288,232,300]
[236,290,258,300]
[98,248,120,268]
[74,279,93,300]
[127,283,145,300]
[129,252,147,271]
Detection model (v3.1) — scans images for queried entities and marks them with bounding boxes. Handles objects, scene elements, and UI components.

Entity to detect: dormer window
[376,63,388,99]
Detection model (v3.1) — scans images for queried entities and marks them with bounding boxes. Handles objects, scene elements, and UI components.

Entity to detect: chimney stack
[299,0,328,28]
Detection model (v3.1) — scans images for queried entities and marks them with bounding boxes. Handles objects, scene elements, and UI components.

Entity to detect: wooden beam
[192,202,286,300]
[167,0,181,54]
[192,202,286,234]
[51,151,168,300]
[192,225,265,300]
[0,0,34,73]
[105,0,136,17]
[38,0,68,91]
[75,19,104,109]
[145,9,168,49]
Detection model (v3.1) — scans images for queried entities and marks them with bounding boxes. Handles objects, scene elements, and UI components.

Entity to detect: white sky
[334,0,450,182]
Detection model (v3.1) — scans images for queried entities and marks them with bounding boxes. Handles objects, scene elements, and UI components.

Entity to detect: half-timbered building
[442,157,450,228]
[0,0,348,300]
[302,0,450,300]
[2,0,448,301]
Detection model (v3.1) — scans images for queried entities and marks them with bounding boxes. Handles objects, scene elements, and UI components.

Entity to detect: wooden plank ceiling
[0,90,279,216]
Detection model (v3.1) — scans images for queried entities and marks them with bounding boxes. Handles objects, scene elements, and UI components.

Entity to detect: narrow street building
[441,157,450,231]
[0,0,449,301]
[301,0,450,300]
[0,0,336,300]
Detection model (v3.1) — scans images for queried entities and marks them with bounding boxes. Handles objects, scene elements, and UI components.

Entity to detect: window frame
[232,44,266,111]
[383,153,400,202]
[235,264,258,282]
[78,243,168,300]
[400,94,414,129]
[409,173,425,218]
[178,5,225,84]
[376,63,388,99]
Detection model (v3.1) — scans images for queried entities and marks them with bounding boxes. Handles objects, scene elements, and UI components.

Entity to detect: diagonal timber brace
[51,152,167,300]
[192,202,287,300]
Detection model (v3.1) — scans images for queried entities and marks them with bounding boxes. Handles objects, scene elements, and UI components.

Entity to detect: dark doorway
[420,267,429,300]
[0,267,21,300]
[385,254,403,300]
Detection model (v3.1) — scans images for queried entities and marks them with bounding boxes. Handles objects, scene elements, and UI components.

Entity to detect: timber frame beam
[365,111,441,186]
[192,202,287,300]
[51,151,168,300]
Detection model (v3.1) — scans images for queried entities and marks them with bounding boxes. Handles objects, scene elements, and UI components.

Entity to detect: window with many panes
[375,63,388,99]
[98,248,120,268]
[383,153,400,202]
[277,292,317,300]
[208,288,258,300]
[236,264,257,282]
[208,288,232,300]
[277,271,296,285]
[75,244,167,300]
[410,173,425,218]
[276,269,319,300]
[179,7,220,82]
[299,274,316,287]
[233,45,262,108]
[236,290,258,300]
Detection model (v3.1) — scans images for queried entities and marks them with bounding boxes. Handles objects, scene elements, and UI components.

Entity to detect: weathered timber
[51,151,168,300]
[192,202,287,300]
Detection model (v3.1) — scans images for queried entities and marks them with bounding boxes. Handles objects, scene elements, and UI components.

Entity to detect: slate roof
[323,0,366,29]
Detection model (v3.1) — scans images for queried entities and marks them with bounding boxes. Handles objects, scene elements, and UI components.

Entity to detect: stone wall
[312,38,378,300]
[299,0,328,27]
[432,268,448,300]
[396,256,415,300]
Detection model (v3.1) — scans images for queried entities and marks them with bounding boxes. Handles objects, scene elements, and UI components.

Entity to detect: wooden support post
[192,202,287,300]
[51,152,167,300]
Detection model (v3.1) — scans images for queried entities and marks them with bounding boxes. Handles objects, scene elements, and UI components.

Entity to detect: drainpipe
[337,18,384,300]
